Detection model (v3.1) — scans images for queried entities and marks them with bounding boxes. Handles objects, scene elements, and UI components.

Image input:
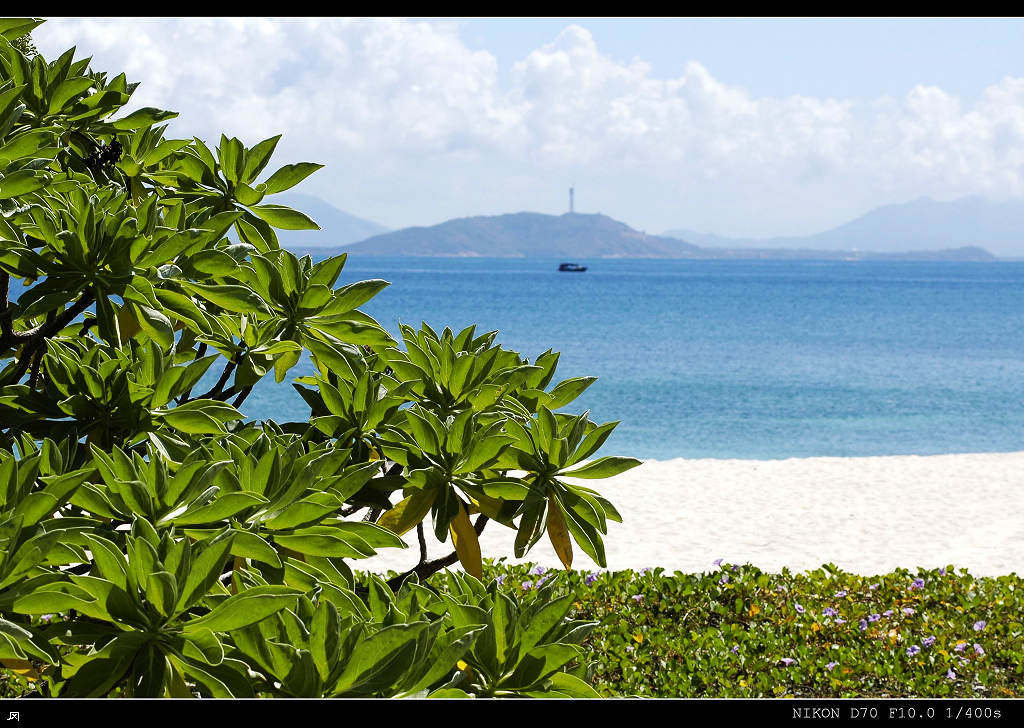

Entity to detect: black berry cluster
[83,139,123,171]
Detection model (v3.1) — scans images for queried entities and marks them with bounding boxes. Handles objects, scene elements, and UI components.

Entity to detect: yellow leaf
[449,503,482,579]
[632,632,643,644]
[468,491,514,526]
[546,495,573,570]
[368,447,380,461]
[377,487,437,537]
[0,659,40,680]
[456,660,469,671]
[116,303,142,340]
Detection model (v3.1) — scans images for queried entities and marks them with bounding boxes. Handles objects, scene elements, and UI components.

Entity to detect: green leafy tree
[0,18,639,697]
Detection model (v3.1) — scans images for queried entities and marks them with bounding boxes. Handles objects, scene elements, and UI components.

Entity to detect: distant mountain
[664,196,1024,257]
[683,245,996,262]
[273,193,388,251]
[344,209,994,261]
[347,211,704,258]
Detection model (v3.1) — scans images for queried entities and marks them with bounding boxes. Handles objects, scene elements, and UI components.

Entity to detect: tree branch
[231,385,253,408]
[27,346,43,388]
[191,353,238,401]
[416,522,428,563]
[385,514,489,591]
[2,292,94,385]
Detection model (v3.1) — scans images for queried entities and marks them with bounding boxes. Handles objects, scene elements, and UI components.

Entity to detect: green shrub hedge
[455,561,1024,698]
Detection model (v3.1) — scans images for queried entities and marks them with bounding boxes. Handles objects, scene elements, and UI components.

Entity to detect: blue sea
[12,257,1024,460]
[241,257,1024,460]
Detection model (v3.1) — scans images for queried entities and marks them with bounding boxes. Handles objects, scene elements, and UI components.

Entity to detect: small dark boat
[558,262,587,272]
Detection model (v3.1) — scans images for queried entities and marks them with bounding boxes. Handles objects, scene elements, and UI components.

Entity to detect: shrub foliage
[480,562,1024,698]
[0,18,638,697]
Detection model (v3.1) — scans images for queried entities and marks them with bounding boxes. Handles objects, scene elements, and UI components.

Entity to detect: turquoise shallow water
[240,257,1024,460]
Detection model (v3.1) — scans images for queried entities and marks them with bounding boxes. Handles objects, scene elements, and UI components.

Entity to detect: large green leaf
[249,203,319,230]
[560,456,641,480]
[183,585,302,633]
[111,107,178,130]
[261,162,323,194]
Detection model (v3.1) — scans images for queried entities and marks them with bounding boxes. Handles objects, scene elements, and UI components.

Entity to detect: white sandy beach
[359,452,1024,577]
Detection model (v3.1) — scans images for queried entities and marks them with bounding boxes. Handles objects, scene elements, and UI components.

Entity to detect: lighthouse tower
[569,187,574,214]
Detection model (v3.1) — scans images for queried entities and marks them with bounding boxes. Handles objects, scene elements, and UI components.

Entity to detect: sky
[30,17,1024,238]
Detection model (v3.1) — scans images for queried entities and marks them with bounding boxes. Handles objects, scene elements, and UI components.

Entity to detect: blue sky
[453,19,1024,102]
[30,18,1024,237]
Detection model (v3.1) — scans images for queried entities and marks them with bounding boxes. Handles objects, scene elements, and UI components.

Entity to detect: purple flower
[521,580,534,590]
[938,567,947,576]
[795,603,806,614]
[822,607,838,617]
[825,661,839,671]
[536,576,548,587]
[974,643,985,656]
[585,572,599,585]
[532,565,547,576]
[907,645,921,656]
[496,575,505,585]
[911,578,925,590]
[946,668,956,680]
[882,609,894,617]
[869,583,879,590]
[631,594,643,603]
[834,617,847,625]
[923,636,936,647]
[713,558,723,567]
[954,643,967,653]
[834,590,847,598]
[902,607,915,616]
[640,567,652,575]
[868,613,881,623]
[719,574,729,584]
[973,620,986,631]
[731,564,739,572]
[40,614,54,624]
[730,645,739,654]
[859,619,868,631]
[779,658,796,667]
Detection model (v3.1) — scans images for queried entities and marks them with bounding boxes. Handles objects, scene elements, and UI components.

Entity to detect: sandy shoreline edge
[358,451,1024,577]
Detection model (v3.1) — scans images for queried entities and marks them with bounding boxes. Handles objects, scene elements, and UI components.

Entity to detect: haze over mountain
[664,196,1024,257]
[341,210,994,261]
[272,193,388,250]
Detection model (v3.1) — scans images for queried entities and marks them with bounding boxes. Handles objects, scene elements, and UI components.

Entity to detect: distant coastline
[289,209,997,262]
[284,193,1024,262]
[294,248,999,262]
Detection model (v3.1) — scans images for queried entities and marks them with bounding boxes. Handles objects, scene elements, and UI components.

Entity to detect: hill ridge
[331,209,995,261]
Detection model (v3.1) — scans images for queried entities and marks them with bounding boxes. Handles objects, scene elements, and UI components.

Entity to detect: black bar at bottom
[0,697,1021,722]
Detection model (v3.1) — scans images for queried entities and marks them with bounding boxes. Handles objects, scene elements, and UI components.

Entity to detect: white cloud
[29,18,1024,237]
